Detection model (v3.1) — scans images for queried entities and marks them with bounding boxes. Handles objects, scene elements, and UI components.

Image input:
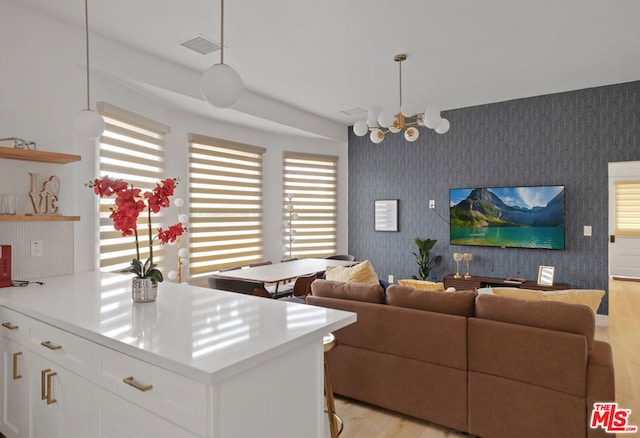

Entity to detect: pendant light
[201,0,244,108]
[353,54,450,143]
[74,0,105,140]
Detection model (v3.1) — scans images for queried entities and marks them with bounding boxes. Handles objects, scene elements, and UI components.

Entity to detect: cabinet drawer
[0,307,31,344]
[94,345,208,437]
[26,317,93,376]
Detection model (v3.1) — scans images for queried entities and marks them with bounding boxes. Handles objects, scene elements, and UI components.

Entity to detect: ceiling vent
[180,34,220,55]
[340,107,368,117]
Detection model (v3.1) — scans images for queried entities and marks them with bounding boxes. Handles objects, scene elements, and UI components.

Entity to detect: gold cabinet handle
[46,372,57,405]
[41,368,51,400]
[41,340,62,351]
[1,322,19,330]
[12,352,22,380]
[123,376,153,392]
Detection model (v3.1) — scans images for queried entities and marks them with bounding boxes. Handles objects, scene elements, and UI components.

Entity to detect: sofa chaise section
[468,294,615,438]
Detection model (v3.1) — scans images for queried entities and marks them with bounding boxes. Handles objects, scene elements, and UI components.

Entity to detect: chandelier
[352,54,450,143]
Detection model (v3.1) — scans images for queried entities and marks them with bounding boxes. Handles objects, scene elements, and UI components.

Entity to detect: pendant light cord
[398,58,403,109]
[220,0,225,65]
[84,0,91,111]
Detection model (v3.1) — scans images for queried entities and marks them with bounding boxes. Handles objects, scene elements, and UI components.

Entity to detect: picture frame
[537,265,555,286]
[374,199,399,232]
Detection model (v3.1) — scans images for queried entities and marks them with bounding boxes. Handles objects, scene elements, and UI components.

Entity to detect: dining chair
[211,276,291,299]
[252,287,272,298]
[281,257,299,263]
[249,261,272,267]
[218,265,243,272]
[208,277,263,294]
[280,273,316,303]
[247,260,293,295]
[325,254,355,261]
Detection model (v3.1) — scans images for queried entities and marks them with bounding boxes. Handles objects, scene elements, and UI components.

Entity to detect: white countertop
[0,271,356,383]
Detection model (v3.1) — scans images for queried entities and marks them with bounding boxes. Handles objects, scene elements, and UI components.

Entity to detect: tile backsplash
[0,222,73,281]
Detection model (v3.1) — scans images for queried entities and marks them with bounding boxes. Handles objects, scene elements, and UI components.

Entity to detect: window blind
[283,152,337,258]
[615,180,640,237]
[97,103,169,273]
[188,134,266,277]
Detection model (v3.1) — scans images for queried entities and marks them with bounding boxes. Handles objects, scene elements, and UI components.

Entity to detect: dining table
[211,258,358,286]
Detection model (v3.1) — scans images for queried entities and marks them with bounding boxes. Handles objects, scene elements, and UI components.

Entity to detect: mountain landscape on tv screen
[450,186,565,249]
[451,188,564,227]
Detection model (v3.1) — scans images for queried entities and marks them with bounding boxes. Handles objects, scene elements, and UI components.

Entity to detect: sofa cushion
[397,279,445,292]
[478,287,604,314]
[310,279,385,303]
[325,259,379,285]
[386,285,476,317]
[475,293,595,354]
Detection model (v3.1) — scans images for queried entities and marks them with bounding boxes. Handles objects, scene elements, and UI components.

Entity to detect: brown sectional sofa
[306,280,616,438]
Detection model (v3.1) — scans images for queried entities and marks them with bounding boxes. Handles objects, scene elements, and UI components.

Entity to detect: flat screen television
[449,185,565,250]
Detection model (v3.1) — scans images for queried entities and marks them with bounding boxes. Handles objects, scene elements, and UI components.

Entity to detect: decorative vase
[131,277,158,303]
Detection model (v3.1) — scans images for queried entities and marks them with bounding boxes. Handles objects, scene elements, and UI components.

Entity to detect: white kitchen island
[0,271,356,438]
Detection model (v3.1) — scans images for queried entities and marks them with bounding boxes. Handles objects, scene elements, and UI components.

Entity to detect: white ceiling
[12,0,640,140]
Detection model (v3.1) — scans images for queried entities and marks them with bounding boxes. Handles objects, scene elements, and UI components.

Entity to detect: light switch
[584,225,592,237]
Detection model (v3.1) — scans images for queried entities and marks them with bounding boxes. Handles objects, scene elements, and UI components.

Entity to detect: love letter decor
[28,173,61,215]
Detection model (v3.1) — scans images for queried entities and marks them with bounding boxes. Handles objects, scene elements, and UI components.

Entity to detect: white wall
[0,0,348,278]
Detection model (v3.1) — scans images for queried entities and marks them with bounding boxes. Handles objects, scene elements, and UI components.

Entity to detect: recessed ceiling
[10,0,640,138]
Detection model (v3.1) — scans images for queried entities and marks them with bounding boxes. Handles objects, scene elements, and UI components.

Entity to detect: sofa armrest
[587,341,616,438]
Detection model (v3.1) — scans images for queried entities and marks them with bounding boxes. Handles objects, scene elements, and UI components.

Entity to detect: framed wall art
[374,199,399,232]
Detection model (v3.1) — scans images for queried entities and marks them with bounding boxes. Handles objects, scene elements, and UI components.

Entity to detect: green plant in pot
[412,237,442,281]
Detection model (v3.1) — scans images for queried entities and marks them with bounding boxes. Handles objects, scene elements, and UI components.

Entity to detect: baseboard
[612,276,640,282]
[596,314,608,327]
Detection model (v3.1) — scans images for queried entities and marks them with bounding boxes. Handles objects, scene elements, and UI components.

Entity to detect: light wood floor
[333,278,640,437]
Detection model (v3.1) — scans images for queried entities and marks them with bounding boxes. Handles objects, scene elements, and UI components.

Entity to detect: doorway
[608,161,640,278]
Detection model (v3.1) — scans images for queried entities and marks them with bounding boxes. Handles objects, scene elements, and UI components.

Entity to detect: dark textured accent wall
[348,81,640,315]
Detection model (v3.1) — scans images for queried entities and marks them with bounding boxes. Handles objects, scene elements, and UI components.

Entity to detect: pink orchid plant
[87,176,185,282]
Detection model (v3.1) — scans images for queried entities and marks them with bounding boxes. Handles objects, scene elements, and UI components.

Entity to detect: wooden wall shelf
[0,215,80,222]
[0,147,81,164]
[443,274,569,291]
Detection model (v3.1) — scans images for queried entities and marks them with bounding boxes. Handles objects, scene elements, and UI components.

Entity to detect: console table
[444,274,569,292]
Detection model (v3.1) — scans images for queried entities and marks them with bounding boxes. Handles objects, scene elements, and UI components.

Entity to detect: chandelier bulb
[435,118,450,134]
[404,127,420,142]
[424,106,442,129]
[370,129,385,144]
[353,120,369,136]
[377,111,395,129]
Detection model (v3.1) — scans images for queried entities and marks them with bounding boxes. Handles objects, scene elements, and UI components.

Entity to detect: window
[615,180,640,236]
[97,103,169,273]
[283,152,338,258]
[188,134,266,277]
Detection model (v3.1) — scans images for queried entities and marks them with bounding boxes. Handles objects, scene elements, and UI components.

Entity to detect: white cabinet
[0,307,201,438]
[0,308,94,438]
[1,337,28,438]
[94,387,198,438]
[27,352,94,438]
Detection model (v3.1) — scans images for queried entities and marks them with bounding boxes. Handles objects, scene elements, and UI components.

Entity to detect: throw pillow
[325,259,379,285]
[397,279,445,292]
[485,287,604,314]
